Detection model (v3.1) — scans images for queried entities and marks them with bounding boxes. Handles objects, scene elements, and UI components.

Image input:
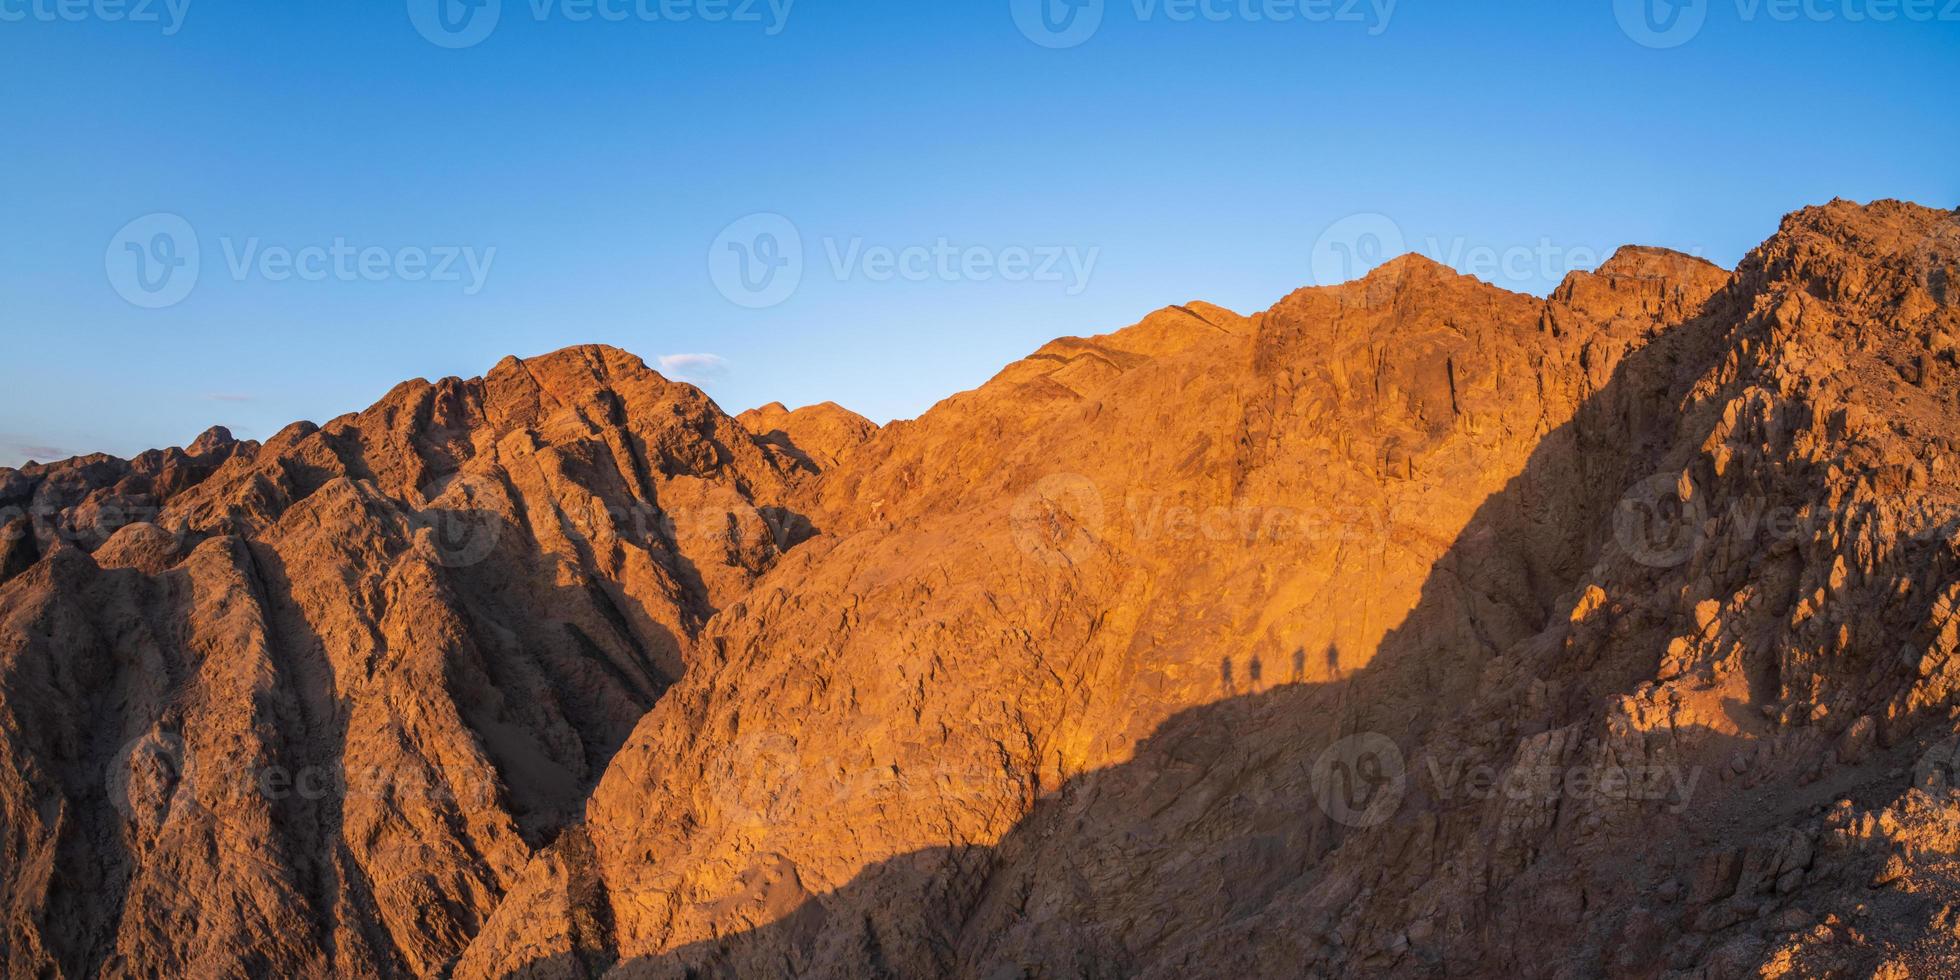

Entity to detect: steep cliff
[3,200,1958,979]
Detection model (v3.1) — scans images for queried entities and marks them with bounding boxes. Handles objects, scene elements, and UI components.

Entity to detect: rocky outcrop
[0,346,812,977]
[3,200,1959,979]
[736,402,878,475]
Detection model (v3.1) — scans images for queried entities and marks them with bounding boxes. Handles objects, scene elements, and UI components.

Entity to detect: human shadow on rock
[495,262,1956,977]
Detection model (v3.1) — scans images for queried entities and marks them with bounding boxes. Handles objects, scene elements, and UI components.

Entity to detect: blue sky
[1,0,1955,467]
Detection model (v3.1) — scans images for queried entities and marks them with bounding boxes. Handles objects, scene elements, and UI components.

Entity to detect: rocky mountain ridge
[2,199,1957,979]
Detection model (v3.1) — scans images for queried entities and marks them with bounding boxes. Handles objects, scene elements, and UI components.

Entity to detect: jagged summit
[3,200,1960,978]
[736,399,878,473]
[1593,243,1723,277]
[185,425,235,456]
[1364,249,1461,280]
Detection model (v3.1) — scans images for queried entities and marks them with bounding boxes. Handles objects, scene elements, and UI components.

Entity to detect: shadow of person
[497,683,1758,980]
[489,256,1903,979]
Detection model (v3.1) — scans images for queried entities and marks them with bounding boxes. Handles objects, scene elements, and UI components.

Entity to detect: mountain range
[2,198,1958,979]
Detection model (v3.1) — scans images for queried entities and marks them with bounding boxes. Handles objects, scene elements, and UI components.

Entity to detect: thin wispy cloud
[657,353,730,384]
[0,435,70,468]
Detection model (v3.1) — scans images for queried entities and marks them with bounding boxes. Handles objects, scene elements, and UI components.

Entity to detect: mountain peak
[11,199,1960,980]
[1368,250,1459,280]
[738,400,877,473]
[186,425,236,456]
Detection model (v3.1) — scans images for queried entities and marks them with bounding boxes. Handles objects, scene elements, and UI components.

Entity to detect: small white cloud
[657,353,730,384]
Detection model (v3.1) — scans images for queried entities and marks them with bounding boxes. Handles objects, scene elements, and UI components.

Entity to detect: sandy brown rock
[6,201,1960,980]
[736,402,878,475]
[456,200,1960,980]
[0,345,808,977]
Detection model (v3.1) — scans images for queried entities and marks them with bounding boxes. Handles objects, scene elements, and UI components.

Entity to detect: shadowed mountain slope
[2,200,1958,979]
[0,346,812,976]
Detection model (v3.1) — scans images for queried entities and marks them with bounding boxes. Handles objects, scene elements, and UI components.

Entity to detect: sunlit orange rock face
[3,200,1959,979]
